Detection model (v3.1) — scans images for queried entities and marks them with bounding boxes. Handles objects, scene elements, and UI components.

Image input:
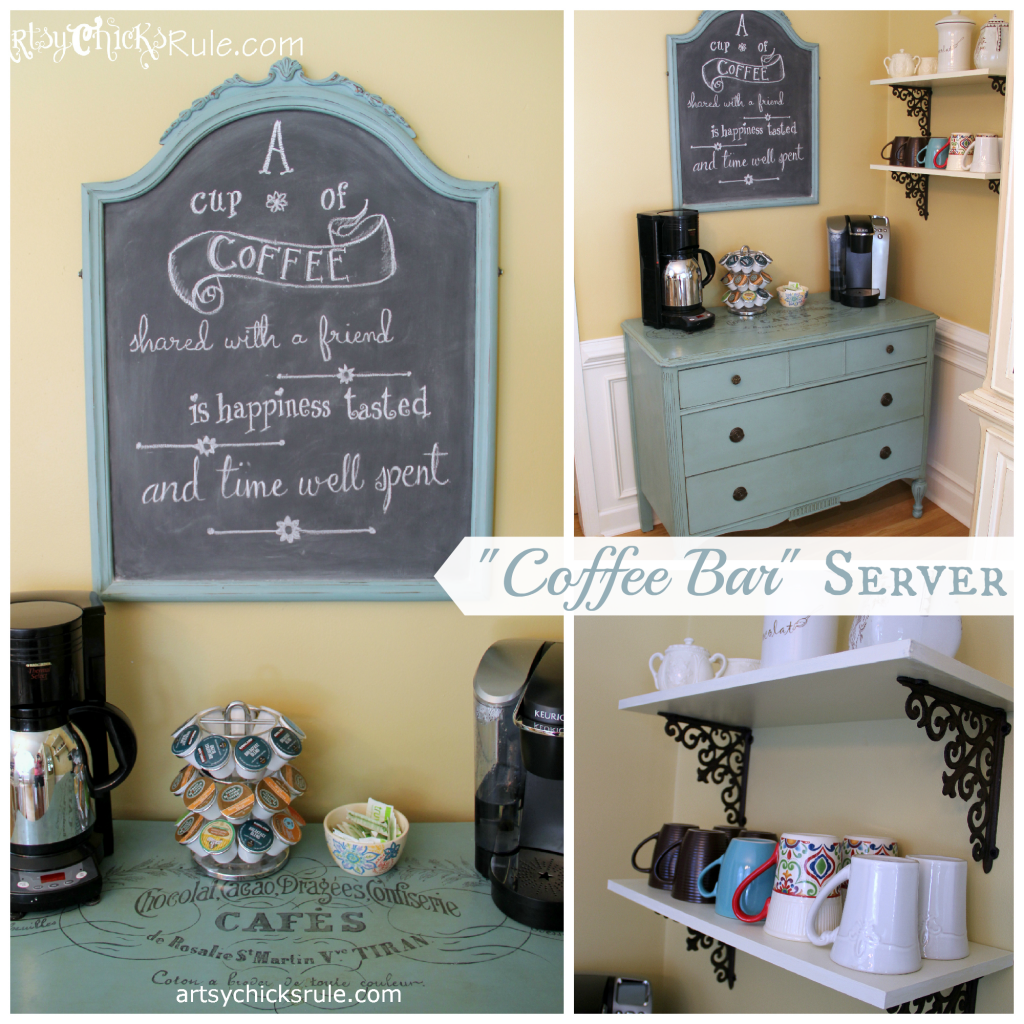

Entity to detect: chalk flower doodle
[276,516,301,543]
[196,436,216,456]
[266,191,289,213]
[167,199,396,314]
[336,364,356,384]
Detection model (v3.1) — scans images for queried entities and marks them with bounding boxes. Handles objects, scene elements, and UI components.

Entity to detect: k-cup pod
[268,811,303,856]
[170,763,199,795]
[174,812,205,852]
[199,819,237,864]
[171,713,199,741]
[252,707,278,735]
[277,713,307,741]
[183,777,219,819]
[171,724,203,765]
[237,819,275,864]
[194,734,234,779]
[217,782,255,824]
[278,764,307,799]
[263,774,292,805]
[287,806,307,827]
[254,778,289,821]
[233,735,272,781]
[266,726,302,772]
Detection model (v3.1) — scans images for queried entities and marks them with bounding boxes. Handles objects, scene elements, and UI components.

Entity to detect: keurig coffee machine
[10,591,137,917]
[474,639,563,931]
[827,215,890,307]
[637,209,716,332]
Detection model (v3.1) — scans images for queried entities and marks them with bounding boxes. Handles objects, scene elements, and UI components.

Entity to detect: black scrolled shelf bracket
[989,76,1006,96]
[988,179,1000,195]
[685,928,736,989]
[890,171,929,220]
[887,977,979,1013]
[890,83,931,136]
[897,676,1010,873]
[659,712,752,826]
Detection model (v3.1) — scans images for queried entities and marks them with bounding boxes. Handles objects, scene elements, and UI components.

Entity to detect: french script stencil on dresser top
[83,62,498,597]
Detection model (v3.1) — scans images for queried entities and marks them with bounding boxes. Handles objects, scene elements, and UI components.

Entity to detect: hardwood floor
[574,480,969,538]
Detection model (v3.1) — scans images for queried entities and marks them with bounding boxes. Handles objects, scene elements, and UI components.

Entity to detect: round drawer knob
[880,446,892,460]
[731,374,741,385]
[729,427,745,443]
[733,486,748,501]
[886,344,895,354]
[881,392,893,406]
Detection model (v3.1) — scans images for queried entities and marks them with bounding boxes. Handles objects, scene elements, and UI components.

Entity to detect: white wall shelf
[618,640,1013,729]
[870,68,1002,88]
[607,878,1013,1011]
[870,163,1000,181]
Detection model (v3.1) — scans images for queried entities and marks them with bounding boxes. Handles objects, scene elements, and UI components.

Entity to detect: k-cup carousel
[170,701,306,879]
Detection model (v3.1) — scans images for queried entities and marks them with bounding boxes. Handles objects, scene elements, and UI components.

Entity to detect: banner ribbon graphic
[702,53,785,93]
[167,200,396,314]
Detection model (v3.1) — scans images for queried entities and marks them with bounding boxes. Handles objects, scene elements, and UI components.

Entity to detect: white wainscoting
[575,318,987,535]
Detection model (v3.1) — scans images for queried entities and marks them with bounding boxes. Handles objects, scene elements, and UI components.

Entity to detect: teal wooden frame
[82,60,498,602]
[668,10,819,212]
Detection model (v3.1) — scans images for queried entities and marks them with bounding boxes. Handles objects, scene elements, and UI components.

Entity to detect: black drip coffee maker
[473,639,563,931]
[637,209,716,332]
[10,591,137,917]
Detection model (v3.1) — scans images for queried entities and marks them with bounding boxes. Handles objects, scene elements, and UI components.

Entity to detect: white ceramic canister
[174,812,206,853]
[267,811,303,856]
[237,819,276,864]
[266,726,302,772]
[217,782,255,825]
[936,11,975,72]
[233,735,273,781]
[848,616,961,658]
[253,778,289,821]
[760,616,838,667]
[193,734,235,779]
[199,819,237,864]
[182,777,220,819]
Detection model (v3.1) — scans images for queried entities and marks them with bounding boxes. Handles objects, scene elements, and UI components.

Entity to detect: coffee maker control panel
[12,856,97,892]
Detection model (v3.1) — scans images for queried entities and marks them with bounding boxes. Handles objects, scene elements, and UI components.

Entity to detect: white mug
[907,855,969,960]
[884,50,920,77]
[649,639,726,690]
[760,616,837,667]
[806,854,922,975]
[918,57,939,75]
[964,136,1002,174]
[721,657,760,676]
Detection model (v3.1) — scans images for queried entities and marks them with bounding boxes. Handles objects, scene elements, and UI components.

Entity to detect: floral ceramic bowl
[776,282,809,308]
[324,803,410,876]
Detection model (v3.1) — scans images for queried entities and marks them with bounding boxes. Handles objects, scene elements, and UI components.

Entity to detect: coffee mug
[721,657,761,676]
[631,822,698,891]
[760,616,838,667]
[732,832,843,941]
[840,834,898,895]
[947,133,975,172]
[904,137,928,168]
[917,137,949,170]
[656,828,729,904]
[884,50,920,78]
[964,135,1002,173]
[697,837,777,920]
[806,855,922,975]
[907,855,969,960]
[918,57,939,75]
[881,136,913,167]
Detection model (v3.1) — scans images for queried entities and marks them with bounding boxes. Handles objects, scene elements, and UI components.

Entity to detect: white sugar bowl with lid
[649,639,727,690]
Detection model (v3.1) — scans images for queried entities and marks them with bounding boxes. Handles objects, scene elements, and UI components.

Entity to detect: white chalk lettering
[374,444,449,513]
[129,314,213,354]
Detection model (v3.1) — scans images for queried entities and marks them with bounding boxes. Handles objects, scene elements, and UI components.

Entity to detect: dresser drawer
[677,353,788,407]
[681,364,927,476]
[790,341,845,384]
[684,417,926,534]
[846,327,928,374]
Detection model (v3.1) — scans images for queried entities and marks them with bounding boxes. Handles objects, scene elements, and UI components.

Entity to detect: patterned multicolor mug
[946,133,975,171]
[732,832,843,941]
[840,834,898,896]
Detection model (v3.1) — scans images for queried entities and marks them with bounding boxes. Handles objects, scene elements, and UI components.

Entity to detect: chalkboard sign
[82,61,498,601]
[668,10,818,212]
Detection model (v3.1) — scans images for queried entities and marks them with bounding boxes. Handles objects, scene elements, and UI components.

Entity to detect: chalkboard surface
[83,62,498,600]
[668,10,818,212]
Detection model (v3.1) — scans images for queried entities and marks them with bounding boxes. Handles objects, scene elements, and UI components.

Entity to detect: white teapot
[974,17,1009,73]
[649,639,727,690]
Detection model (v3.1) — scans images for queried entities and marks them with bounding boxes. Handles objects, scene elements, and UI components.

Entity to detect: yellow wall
[10,10,563,822]
[575,10,1007,341]
[575,616,1013,1012]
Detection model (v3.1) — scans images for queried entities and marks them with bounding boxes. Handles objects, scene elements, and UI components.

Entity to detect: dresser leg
[637,488,655,533]
[911,478,927,518]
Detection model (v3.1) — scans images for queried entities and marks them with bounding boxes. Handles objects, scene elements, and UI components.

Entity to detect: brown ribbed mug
[713,825,743,839]
[631,823,698,891]
[740,829,778,841]
[656,828,730,903]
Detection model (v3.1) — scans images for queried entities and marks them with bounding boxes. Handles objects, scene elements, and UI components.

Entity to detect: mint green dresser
[623,294,938,536]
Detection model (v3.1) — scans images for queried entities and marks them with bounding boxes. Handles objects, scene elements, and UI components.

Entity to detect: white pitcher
[649,639,727,690]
